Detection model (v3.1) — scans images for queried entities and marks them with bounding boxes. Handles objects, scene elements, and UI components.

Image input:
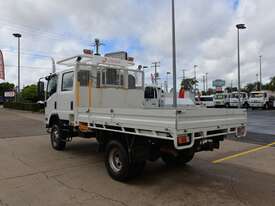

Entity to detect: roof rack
[57,54,135,67]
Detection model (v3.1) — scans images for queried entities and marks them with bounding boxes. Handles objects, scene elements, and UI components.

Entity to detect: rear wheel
[105,140,146,181]
[161,149,194,166]
[50,124,66,151]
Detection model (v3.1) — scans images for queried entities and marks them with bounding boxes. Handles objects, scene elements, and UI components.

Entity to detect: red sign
[0,50,4,80]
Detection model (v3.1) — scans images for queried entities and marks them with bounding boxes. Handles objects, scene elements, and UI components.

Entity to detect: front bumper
[249,102,264,107]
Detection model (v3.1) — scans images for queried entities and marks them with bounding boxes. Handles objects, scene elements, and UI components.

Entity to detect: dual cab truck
[40,52,247,181]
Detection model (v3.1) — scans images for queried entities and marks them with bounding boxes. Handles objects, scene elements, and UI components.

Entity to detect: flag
[178,87,185,98]
[0,50,5,80]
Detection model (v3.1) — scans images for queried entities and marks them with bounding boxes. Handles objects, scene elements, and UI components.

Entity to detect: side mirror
[37,81,45,100]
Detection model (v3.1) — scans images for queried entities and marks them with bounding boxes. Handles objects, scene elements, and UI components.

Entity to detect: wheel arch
[48,114,60,128]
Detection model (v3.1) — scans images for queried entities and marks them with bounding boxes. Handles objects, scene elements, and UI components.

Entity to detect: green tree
[21,84,38,102]
[266,76,275,91]
[0,82,15,96]
[180,78,197,90]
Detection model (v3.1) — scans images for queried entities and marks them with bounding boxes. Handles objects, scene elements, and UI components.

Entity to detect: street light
[166,72,171,92]
[259,55,262,90]
[236,23,246,108]
[171,0,177,107]
[12,33,22,94]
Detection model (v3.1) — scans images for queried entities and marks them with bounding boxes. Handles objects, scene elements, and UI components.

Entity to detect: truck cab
[228,92,249,108]
[214,93,229,107]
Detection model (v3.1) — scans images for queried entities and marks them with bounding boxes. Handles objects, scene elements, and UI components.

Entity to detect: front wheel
[51,124,66,151]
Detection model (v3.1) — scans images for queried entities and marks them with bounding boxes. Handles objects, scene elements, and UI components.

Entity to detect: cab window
[62,72,74,91]
[47,75,58,99]
[144,87,157,99]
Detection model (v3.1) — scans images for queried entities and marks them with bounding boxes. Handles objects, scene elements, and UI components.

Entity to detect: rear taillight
[177,134,191,145]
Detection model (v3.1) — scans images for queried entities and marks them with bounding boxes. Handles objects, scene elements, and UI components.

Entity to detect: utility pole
[166,72,171,92]
[151,61,160,85]
[259,55,262,90]
[182,69,186,80]
[202,75,206,92]
[194,65,198,91]
[171,0,177,108]
[205,72,208,92]
[256,73,259,91]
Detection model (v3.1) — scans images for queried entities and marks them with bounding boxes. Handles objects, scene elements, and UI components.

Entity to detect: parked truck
[248,90,275,110]
[40,52,247,181]
[227,92,249,108]
[214,93,229,107]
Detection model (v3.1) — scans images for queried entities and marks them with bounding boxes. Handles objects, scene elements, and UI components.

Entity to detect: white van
[197,95,215,108]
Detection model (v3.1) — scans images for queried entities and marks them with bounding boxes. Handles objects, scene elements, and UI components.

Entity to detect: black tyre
[225,103,230,108]
[105,140,132,182]
[161,149,194,166]
[51,124,66,151]
[264,103,269,110]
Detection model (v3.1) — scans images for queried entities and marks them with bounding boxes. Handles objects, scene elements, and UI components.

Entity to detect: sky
[0,0,275,90]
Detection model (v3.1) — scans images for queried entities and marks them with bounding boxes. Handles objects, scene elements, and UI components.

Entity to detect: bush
[3,102,44,112]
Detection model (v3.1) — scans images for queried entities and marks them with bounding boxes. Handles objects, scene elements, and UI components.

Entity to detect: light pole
[256,73,259,91]
[205,72,208,92]
[236,24,246,108]
[259,55,262,90]
[166,72,171,92]
[171,0,177,107]
[13,33,22,94]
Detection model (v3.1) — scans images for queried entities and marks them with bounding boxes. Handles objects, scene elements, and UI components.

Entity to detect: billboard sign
[4,91,15,97]
[0,50,5,80]
[212,79,225,87]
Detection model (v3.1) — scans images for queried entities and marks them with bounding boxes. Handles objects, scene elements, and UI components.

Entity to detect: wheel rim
[109,148,123,173]
[51,127,60,147]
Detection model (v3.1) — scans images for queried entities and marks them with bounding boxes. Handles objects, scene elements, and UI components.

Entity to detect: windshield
[231,93,246,98]
[200,97,213,101]
[46,75,58,99]
[215,94,224,99]
[250,93,265,98]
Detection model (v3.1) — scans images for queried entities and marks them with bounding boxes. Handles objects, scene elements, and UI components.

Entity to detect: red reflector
[177,135,189,145]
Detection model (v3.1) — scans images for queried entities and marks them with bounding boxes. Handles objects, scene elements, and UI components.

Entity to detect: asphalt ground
[0,108,275,206]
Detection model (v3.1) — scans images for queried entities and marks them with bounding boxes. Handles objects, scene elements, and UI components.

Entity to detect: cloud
[0,0,274,91]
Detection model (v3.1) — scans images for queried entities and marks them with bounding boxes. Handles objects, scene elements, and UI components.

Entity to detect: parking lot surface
[0,108,275,206]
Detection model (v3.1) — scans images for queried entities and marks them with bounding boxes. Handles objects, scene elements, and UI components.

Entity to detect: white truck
[214,93,230,107]
[40,52,247,181]
[249,90,275,110]
[227,92,249,108]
